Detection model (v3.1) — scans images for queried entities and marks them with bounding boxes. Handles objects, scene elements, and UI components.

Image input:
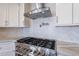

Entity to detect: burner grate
[17,37,56,50]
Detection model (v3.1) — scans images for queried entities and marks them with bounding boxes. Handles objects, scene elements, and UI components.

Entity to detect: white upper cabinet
[73,3,79,24]
[0,4,8,27]
[19,3,25,27]
[8,3,19,27]
[56,3,72,25]
[0,3,19,27]
[0,3,31,27]
[56,3,79,26]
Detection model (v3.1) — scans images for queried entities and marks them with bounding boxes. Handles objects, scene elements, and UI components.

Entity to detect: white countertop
[0,36,25,42]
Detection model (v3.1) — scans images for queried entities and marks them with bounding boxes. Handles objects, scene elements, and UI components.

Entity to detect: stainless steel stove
[16,37,57,56]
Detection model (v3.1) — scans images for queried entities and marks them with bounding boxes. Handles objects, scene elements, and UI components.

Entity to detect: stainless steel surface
[16,37,57,56]
[16,43,56,56]
[24,3,52,19]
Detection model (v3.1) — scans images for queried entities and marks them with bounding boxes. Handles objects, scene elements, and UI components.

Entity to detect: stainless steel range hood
[24,3,52,19]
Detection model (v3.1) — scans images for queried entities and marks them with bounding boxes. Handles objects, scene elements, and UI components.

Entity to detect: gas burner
[17,37,56,50]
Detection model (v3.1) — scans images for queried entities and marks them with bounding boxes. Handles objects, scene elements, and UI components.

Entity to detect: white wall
[29,17,57,40]
[55,27,79,44]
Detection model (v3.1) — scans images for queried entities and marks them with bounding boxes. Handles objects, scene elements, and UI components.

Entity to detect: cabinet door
[0,41,15,56]
[0,4,8,27]
[56,3,72,25]
[0,51,15,56]
[0,41,15,53]
[8,3,19,27]
[73,3,79,24]
[19,3,24,27]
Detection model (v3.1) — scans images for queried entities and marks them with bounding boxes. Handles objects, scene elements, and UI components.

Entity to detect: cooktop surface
[17,37,56,50]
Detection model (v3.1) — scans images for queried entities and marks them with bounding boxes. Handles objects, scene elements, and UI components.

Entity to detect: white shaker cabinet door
[0,4,8,27]
[0,41,15,56]
[8,3,19,27]
[56,3,72,25]
[19,3,24,27]
[73,3,79,24]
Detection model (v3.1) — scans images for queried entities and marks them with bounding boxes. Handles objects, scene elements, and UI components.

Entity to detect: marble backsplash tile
[0,28,30,38]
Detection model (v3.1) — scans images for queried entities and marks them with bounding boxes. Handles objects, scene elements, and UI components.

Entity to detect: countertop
[0,37,79,56]
[57,41,79,56]
[0,36,25,42]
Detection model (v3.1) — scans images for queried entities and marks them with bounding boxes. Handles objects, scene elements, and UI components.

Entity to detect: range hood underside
[24,8,52,19]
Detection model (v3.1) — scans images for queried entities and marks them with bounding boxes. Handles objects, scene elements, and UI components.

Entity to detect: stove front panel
[15,43,57,56]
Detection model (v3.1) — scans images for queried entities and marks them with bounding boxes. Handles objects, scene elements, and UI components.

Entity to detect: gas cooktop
[17,37,56,50]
